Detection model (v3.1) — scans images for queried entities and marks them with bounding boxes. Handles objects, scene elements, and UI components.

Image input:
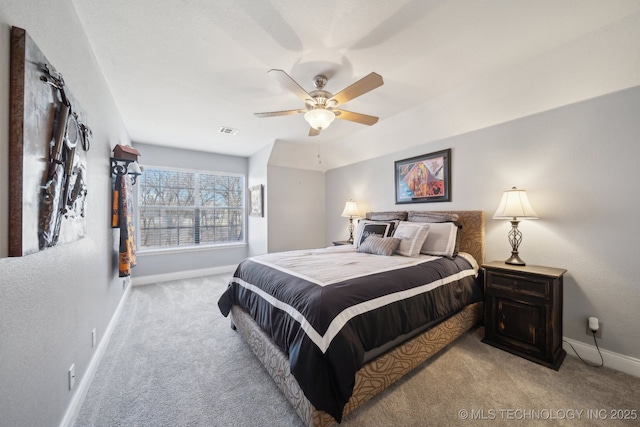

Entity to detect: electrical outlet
[69,364,75,390]
[92,328,96,347]
[586,319,603,339]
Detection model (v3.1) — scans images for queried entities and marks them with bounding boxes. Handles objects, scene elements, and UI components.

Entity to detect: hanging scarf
[114,174,136,277]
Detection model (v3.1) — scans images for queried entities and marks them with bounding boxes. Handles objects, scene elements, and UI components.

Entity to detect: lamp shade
[341,200,360,218]
[128,161,142,175]
[304,108,335,130]
[493,187,538,219]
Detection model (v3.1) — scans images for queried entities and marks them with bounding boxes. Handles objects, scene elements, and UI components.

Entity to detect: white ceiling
[70,0,640,163]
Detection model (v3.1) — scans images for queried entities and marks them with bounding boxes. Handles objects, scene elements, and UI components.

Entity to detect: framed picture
[249,184,264,217]
[394,149,451,204]
[8,27,90,256]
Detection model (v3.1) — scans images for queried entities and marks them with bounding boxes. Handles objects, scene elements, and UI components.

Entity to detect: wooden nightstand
[482,261,567,370]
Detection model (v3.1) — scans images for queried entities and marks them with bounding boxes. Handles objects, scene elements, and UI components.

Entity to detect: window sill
[137,242,247,256]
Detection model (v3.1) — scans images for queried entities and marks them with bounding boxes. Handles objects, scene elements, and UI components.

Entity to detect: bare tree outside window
[138,167,245,249]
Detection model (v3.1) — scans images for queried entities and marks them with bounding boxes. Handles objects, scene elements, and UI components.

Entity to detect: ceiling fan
[255,69,384,136]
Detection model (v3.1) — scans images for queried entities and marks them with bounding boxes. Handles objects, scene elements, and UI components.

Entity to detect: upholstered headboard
[365,210,485,264]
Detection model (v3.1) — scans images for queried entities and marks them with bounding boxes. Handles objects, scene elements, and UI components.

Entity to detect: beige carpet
[75,274,640,426]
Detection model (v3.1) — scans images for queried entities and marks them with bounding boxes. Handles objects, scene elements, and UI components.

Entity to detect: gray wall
[0,1,132,425]
[326,86,640,360]
[267,165,325,253]
[131,143,249,278]
[247,142,273,257]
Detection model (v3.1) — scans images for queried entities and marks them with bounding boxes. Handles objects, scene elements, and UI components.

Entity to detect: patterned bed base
[230,301,483,426]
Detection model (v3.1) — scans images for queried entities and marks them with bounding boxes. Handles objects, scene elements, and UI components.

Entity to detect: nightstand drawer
[486,271,550,299]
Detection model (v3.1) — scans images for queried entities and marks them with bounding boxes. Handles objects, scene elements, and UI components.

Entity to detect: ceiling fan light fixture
[304,108,335,130]
[255,69,383,135]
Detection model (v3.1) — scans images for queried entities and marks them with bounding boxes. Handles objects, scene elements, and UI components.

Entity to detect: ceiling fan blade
[268,69,314,104]
[254,109,306,118]
[329,72,383,105]
[334,109,379,126]
[308,127,320,137]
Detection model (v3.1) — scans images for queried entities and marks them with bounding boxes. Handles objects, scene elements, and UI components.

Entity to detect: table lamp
[493,187,538,265]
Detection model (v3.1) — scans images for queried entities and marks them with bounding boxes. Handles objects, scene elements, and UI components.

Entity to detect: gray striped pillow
[366,211,408,221]
[407,211,459,223]
[357,236,401,256]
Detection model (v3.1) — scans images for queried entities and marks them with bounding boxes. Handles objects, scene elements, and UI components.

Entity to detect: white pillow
[420,222,458,257]
[352,220,394,248]
[393,222,430,257]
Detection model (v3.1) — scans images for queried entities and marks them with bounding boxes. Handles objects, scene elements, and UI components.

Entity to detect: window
[138,167,245,250]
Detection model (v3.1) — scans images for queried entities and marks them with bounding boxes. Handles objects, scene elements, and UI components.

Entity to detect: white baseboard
[563,337,640,378]
[132,265,236,286]
[59,281,132,427]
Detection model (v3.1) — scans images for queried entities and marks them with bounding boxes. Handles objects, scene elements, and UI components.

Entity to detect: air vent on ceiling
[218,126,239,135]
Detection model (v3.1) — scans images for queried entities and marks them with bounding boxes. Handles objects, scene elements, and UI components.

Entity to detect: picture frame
[249,184,264,217]
[8,27,90,256]
[394,149,451,204]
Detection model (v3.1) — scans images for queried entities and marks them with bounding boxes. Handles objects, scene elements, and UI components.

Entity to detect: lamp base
[504,219,526,265]
[505,252,526,266]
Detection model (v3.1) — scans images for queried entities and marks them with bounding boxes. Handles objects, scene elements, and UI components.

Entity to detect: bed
[218,210,485,426]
